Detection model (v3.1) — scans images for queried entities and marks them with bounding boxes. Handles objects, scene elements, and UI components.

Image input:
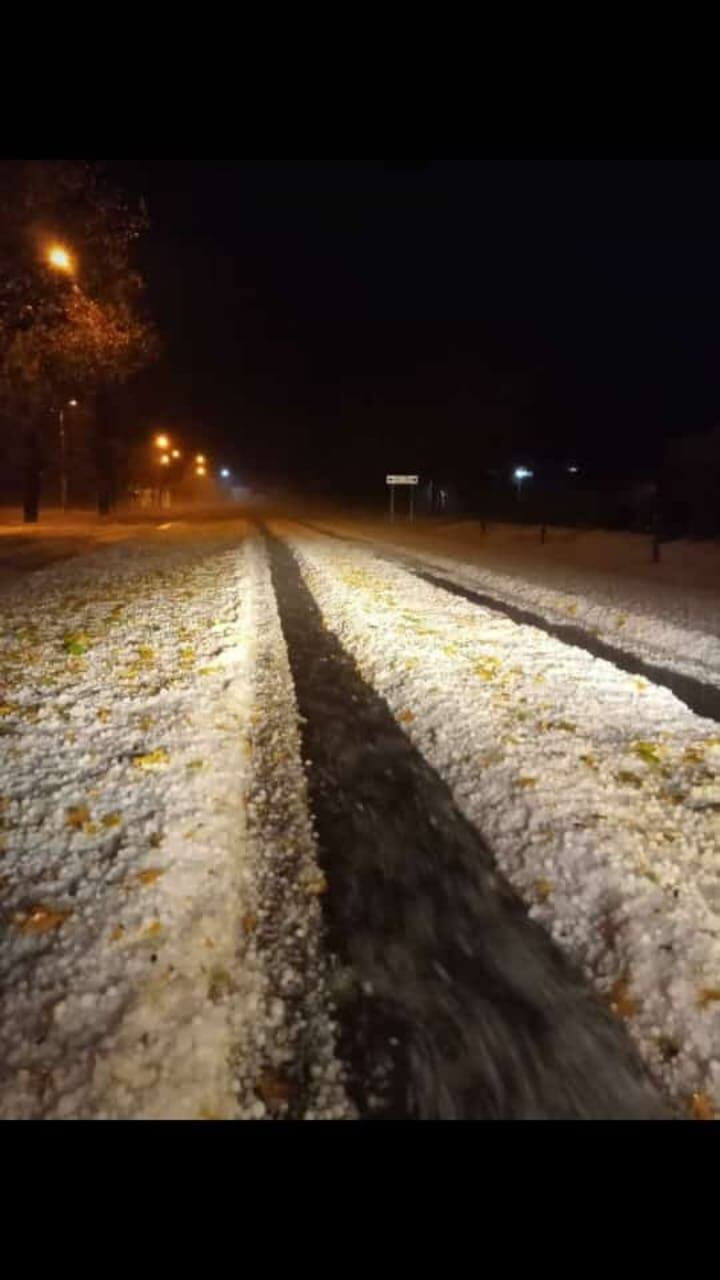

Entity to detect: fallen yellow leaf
[137,867,165,886]
[15,905,71,935]
[697,987,720,1009]
[66,804,90,830]
[690,1092,715,1121]
[610,976,637,1019]
[132,748,169,770]
[305,873,328,896]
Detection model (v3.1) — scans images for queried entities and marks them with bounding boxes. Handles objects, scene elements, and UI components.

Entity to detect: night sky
[110,160,720,501]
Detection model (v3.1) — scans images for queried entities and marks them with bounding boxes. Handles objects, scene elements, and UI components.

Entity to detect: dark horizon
[109,159,720,501]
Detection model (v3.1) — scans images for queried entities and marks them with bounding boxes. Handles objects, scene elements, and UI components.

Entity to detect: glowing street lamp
[513,466,533,500]
[154,433,170,450]
[220,468,231,479]
[171,449,181,459]
[160,454,171,466]
[47,243,74,275]
[195,453,206,465]
[58,397,78,511]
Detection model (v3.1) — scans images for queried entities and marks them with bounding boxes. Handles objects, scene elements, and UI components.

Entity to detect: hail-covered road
[2,512,719,1119]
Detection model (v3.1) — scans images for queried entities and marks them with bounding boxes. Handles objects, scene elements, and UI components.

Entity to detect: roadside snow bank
[282,523,720,1118]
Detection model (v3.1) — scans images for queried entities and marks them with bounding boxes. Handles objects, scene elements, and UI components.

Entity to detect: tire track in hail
[296,520,720,725]
[264,525,668,1119]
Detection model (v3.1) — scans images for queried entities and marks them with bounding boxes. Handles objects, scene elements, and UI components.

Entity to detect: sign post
[386,475,419,522]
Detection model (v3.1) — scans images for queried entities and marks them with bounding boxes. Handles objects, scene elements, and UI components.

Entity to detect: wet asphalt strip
[264,528,669,1120]
[297,522,720,726]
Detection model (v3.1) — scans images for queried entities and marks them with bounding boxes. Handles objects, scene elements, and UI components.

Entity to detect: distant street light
[220,467,231,479]
[171,449,181,459]
[58,397,78,511]
[154,433,170,450]
[567,464,579,474]
[195,453,206,464]
[513,466,533,500]
[47,243,74,275]
[160,454,171,466]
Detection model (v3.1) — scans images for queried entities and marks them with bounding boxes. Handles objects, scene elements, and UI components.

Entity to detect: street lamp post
[46,244,77,516]
[58,398,78,512]
[513,466,533,501]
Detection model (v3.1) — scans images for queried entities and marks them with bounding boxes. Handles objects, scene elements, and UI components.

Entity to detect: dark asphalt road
[266,528,670,1120]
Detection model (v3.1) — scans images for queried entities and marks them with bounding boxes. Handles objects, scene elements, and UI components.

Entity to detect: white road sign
[386,475,419,485]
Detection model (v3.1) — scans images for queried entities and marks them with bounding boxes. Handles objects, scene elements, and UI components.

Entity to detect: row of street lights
[154,434,209,479]
[45,241,236,505]
[152,435,230,485]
